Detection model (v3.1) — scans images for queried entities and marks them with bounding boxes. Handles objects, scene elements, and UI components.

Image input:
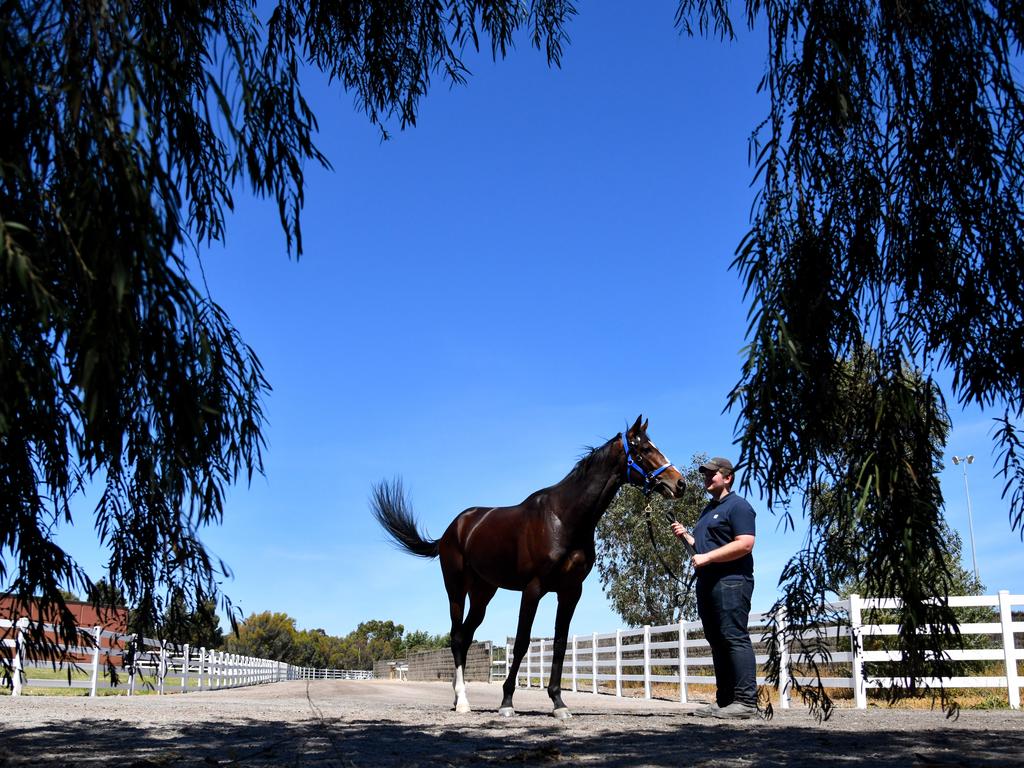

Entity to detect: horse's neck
[554,445,624,529]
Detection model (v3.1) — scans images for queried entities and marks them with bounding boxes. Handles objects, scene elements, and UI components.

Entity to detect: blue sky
[56,3,1023,645]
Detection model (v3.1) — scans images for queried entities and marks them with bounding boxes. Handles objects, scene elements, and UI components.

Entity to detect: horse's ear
[630,415,643,433]
[641,418,649,432]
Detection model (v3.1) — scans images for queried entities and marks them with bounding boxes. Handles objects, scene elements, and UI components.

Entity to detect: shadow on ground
[3,710,1022,768]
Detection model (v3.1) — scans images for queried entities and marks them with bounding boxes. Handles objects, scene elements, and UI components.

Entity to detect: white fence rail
[508,591,1023,710]
[294,668,374,680]
[1,617,303,696]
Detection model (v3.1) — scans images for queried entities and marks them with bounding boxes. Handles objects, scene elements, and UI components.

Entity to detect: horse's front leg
[500,583,543,717]
[547,583,582,719]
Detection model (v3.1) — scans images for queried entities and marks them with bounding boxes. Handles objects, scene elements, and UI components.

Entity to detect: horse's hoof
[552,707,572,720]
[454,702,472,714]
[498,707,515,718]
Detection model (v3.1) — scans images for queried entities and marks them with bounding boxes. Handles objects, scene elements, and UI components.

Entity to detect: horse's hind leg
[443,563,472,713]
[449,578,497,713]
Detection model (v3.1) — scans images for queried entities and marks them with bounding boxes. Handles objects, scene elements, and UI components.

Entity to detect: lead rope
[643,500,697,595]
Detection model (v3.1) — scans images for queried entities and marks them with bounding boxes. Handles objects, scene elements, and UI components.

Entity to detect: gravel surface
[2,680,1022,766]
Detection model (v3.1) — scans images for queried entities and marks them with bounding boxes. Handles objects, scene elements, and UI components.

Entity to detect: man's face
[700,468,731,495]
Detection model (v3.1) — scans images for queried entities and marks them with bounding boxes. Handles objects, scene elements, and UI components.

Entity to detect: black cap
[699,457,735,475]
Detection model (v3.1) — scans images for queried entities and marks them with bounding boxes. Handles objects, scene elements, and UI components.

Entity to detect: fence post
[158,640,168,695]
[592,632,598,694]
[999,590,1021,710]
[614,629,622,697]
[197,647,206,691]
[777,607,790,709]
[525,640,532,688]
[539,638,545,688]
[182,644,191,692]
[849,594,867,709]
[643,625,652,700]
[571,635,578,693]
[90,625,102,697]
[12,618,28,697]
[678,619,687,704]
[128,634,137,696]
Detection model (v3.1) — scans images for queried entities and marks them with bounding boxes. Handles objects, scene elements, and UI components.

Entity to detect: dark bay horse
[371,415,684,718]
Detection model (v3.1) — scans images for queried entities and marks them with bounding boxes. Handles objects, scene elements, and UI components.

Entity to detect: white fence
[295,668,374,680]
[508,591,1023,710]
[1,617,301,696]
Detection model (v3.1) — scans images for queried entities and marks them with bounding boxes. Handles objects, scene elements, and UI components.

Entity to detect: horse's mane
[564,434,618,482]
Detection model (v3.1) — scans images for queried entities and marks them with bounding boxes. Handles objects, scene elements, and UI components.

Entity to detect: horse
[371,415,685,718]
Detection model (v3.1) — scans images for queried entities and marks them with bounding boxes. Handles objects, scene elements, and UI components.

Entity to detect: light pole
[951,455,980,585]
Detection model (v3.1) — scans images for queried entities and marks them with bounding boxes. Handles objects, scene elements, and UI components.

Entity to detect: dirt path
[2,680,1022,766]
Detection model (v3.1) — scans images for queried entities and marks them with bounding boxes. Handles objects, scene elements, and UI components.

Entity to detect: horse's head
[622,415,686,498]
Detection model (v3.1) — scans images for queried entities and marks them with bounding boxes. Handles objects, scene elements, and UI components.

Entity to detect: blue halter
[621,432,675,495]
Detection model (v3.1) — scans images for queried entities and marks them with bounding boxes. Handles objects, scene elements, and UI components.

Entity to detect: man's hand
[671,521,697,558]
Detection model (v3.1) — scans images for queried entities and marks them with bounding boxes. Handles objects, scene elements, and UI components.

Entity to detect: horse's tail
[371,477,440,559]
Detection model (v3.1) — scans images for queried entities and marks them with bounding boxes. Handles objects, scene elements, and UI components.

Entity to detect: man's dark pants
[696,574,757,707]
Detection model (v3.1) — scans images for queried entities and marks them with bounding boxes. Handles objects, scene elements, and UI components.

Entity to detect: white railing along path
[508,591,1023,710]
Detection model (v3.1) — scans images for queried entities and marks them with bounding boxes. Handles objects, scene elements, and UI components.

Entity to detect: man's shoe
[691,702,720,718]
[711,702,759,720]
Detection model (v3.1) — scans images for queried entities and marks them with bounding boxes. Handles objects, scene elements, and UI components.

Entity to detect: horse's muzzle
[654,473,686,499]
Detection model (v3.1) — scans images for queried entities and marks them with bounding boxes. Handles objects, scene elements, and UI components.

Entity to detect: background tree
[223,613,446,668]
[158,593,224,651]
[403,629,451,654]
[293,628,350,669]
[1,0,572,671]
[224,611,297,661]
[87,578,127,610]
[595,459,708,626]
[345,619,406,670]
[758,349,968,716]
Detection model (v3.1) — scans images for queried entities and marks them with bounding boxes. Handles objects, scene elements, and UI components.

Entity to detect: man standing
[671,457,758,719]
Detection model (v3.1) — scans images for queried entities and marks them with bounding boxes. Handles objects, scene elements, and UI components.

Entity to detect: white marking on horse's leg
[453,665,471,713]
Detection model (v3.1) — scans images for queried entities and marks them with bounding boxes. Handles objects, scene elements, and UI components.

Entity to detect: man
[671,457,758,719]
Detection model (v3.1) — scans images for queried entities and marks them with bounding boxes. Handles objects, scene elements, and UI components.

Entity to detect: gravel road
[2,680,1022,766]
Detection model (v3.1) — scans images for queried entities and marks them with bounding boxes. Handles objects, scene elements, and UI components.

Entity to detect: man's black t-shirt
[692,492,756,580]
